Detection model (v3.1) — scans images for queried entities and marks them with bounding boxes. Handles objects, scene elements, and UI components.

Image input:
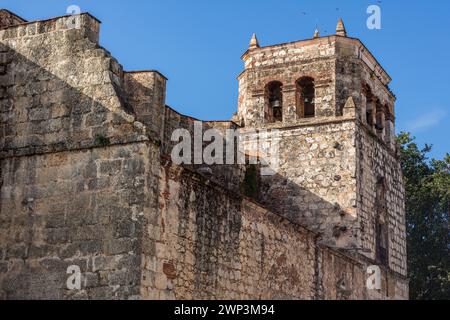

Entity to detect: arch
[384,104,393,144]
[265,81,283,123]
[296,77,315,118]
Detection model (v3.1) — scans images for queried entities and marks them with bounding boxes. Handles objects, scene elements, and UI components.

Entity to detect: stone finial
[336,18,347,37]
[343,96,356,117]
[249,33,260,50]
[313,28,320,38]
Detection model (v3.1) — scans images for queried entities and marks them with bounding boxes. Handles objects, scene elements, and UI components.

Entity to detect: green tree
[397,132,449,300]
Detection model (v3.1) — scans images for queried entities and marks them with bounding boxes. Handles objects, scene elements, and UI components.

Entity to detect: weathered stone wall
[146,163,312,299]
[0,9,26,29]
[0,10,408,300]
[144,163,407,300]
[0,13,149,159]
[162,106,244,190]
[162,105,199,157]
[0,142,159,299]
[0,13,161,299]
[146,163,318,299]
[318,246,408,300]
[356,125,407,276]
[252,119,358,249]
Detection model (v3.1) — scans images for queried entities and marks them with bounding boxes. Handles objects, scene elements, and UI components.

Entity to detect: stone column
[360,93,367,123]
[251,89,266,127]
[367,98,376,130]
[315,82,333,117]
[282,84,297,125]
[376,102,385,140]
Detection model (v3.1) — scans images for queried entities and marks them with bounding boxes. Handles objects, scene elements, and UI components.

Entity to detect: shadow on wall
[160,115,360,250]
[158,161,373,300]
[259,170,358,248]
[0,35,153,299]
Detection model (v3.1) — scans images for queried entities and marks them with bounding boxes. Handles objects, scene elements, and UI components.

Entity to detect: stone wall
[252,118,358,249]
[149,163,316,299]
[162,105,199,157]
[0,13,148,159]
[124,71,167,141]
[0,142,159,299]
[356,125,407,276]
[145,163,407,300]
[162,106,244,190]
[0,13,161,299]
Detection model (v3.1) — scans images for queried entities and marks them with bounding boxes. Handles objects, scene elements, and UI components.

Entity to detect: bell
[271,99,281,108]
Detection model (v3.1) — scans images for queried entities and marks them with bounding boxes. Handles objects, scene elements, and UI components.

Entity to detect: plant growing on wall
[94,134,111,147]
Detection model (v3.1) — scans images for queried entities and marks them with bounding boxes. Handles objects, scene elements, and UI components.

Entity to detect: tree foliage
[397,132,449,300]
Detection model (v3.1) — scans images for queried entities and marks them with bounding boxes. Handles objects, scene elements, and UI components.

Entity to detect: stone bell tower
[236,19,407,279]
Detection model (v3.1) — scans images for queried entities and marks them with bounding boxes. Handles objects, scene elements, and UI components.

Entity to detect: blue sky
[3,0,449,159]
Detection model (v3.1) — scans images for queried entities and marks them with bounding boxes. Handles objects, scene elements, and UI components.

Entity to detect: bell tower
[236,20,407,278]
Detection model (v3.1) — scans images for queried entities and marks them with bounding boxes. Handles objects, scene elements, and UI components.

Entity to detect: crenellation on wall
[0,13,100,44]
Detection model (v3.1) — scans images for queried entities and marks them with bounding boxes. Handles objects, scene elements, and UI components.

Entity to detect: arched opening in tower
[296,77,315,118]
[266,81,283,123]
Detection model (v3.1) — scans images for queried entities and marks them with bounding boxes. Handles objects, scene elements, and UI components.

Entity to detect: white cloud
[407,109,447,132]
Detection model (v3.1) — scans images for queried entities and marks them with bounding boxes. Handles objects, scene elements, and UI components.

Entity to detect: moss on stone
[94,134,111,147]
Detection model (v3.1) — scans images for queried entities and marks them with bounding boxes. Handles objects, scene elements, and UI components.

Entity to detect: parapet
[0,10,100,44]
[241,31,392,87]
